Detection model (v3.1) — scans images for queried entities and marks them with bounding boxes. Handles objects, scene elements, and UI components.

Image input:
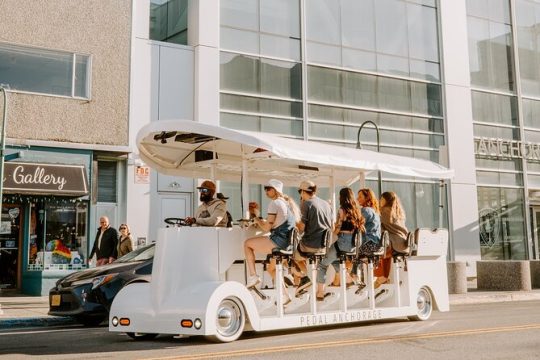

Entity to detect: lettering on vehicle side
[299,310,383,327]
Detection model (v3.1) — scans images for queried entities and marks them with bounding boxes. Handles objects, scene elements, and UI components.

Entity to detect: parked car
[49,243,154,326]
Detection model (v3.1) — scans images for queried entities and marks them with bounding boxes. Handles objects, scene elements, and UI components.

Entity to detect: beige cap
[298,180,316,193]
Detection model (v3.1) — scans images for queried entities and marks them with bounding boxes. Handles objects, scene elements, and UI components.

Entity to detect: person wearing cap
[293,180,334,296]
[244,179,300,304]
[185,180,228,227]
[217,193,233,228]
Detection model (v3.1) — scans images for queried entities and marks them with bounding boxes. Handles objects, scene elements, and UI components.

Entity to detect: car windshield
[115,243,155,263]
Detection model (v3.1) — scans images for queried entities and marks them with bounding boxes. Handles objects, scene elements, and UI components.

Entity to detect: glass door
[0,204,23,289]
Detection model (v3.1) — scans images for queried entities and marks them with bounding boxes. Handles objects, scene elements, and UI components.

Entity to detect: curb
[0,316,77,329]
[450,292,540,305]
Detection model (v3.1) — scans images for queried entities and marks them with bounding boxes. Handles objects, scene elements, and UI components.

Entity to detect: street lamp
[356,120,382,196]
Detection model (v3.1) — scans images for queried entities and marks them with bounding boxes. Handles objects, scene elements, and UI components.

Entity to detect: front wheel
[126,332,159,341]
[407,286,433,321]
[206,297,245,343]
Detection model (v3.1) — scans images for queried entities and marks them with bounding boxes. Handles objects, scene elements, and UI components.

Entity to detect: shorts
[270,232,290,250]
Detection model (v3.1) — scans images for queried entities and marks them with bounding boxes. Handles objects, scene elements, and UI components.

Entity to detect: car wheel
[206,297,245,343]
[407,286,433,321]
[75,315,107,327]
[126,332,159,341]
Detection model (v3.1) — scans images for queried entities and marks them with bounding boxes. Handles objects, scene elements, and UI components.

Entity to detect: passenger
[216,193,233,228]
[117,223,134,257]
[248,201,261,220]
[356,188,382,287]
[316,188,363,300]
[244,179,300,301]
[375,191,409,284]
[293,180,333,297]
[185,180,228,227]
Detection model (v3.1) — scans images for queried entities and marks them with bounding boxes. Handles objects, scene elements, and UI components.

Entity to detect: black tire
[75,315,107,327]
[205,297,245,343]
[407,286,433,321]
[126,332,159,341]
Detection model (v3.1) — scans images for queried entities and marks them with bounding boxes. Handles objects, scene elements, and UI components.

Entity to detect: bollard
[477,260,531,291]
[447,261,467,294]
[530,260,540,289]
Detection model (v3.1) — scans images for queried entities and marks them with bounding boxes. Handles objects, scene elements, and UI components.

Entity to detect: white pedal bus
[109,119,454,342]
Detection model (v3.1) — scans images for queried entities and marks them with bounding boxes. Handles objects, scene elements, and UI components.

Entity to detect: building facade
[0,0,132,294]
[129,0,540,278]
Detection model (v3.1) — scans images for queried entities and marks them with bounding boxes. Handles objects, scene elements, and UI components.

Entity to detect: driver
[185,180,228,227]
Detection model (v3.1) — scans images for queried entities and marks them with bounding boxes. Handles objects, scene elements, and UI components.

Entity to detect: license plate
[51,294,61,307]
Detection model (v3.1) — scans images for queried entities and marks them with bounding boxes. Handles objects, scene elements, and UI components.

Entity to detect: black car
[49,243,154,326]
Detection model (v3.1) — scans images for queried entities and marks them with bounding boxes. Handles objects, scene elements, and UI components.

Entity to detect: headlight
[91,273,118,290]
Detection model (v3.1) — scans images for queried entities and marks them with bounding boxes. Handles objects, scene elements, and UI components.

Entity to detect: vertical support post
[310,260,317,314]
[367,261,375,309]
[393,259,401,307]
[241,151,250,220]
[439,180,444,229]
[339,260,348,312]
[276,259,284,317]
[0,87,7,208]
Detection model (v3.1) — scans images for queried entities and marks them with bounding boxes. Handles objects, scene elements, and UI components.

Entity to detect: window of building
[28,201,89,271]
[477,187,527,260]
[0,42,91,99]
[516,0,540,97]
[150,0,188,45]
[97,161,117,203]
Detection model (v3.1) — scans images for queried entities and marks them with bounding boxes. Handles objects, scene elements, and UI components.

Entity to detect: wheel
[75,315,107,327]
[164,218,186,226]
[407,286,433,321]
[126,332,159,341]
[206,297,245,343]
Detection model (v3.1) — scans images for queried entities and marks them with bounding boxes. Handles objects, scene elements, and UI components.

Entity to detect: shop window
[97,161,117,203]
[28,201,88,271]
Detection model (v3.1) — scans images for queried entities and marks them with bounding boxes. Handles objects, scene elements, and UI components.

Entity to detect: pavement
[2,288,540,329]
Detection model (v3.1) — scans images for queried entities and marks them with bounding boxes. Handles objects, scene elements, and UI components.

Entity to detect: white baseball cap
[264,179,283,194]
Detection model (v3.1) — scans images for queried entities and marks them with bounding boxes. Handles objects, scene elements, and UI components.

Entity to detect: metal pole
[0,87,7,207]
[356,121,381,196]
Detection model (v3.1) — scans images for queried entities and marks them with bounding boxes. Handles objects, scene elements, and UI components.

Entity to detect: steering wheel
[164,218,187,227]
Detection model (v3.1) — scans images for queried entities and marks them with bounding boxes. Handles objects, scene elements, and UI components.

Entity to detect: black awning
[3,162,89,196]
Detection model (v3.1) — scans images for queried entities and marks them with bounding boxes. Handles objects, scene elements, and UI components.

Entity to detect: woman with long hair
[357,188,382,255]
[244,179,299,305]
[316,187,363,300]
[375,191,409,284]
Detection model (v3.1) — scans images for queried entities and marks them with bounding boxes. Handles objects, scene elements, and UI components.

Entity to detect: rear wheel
[126,332,159,341]
[206,297,245,343]
[407,286,433,321]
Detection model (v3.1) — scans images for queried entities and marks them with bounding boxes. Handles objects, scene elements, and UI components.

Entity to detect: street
[1,301,539,360]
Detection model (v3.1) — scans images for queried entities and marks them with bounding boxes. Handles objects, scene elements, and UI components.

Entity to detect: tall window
[0,42,90,99]
[150,0,188,45]
[97,161,117,203]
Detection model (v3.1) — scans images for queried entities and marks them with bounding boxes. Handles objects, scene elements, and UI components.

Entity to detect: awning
[137,120,453,187]
[3,162,89,196]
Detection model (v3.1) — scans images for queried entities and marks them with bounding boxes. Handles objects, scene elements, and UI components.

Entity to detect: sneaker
[283,274,295,287]
[295,276,312,297]
[246,275,261,289]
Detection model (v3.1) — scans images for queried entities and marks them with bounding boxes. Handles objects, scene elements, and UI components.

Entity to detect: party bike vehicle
[109,119,453,342]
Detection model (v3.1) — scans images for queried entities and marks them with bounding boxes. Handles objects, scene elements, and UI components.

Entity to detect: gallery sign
[3,162,89,196]
[474,137,540,161]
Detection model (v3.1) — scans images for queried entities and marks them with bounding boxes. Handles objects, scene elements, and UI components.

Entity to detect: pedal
[295,289,308,298]
[375,289,388,300]
[250,287,268,300]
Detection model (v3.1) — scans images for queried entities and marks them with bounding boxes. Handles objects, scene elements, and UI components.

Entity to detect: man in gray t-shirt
[294,180,333,295]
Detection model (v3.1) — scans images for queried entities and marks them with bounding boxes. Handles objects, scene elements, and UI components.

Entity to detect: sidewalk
[2,289,540,329]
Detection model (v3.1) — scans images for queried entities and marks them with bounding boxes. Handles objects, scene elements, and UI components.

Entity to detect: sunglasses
[297,189,304,194]
[264,186,273,191]
[119,227,127,230]
[198,188,210,193]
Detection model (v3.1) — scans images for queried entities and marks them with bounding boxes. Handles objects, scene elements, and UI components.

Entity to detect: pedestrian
[89,216,119,266]
[117,223,134,257]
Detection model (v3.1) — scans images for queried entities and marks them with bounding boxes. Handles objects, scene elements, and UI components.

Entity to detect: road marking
[142,323,540,360]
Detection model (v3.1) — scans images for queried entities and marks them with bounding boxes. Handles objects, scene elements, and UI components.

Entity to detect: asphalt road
[1,301,539,360]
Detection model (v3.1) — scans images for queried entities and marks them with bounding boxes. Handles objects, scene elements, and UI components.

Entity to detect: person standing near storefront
[117,223,134,257]
[89,216,119,266]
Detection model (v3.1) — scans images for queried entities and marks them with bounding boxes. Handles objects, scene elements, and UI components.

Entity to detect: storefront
[0,149,92,295]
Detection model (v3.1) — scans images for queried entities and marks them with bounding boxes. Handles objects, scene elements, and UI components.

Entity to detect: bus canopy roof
[137,120,453,187]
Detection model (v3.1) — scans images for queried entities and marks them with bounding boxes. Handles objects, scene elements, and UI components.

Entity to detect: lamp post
[0,86,8,208]
[356,120,382,196]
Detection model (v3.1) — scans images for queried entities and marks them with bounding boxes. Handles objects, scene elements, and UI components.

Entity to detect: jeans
[316,233,353,284]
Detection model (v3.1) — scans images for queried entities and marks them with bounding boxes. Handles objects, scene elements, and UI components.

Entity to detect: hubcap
[216,299,242,338]
[416,288,432,319]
